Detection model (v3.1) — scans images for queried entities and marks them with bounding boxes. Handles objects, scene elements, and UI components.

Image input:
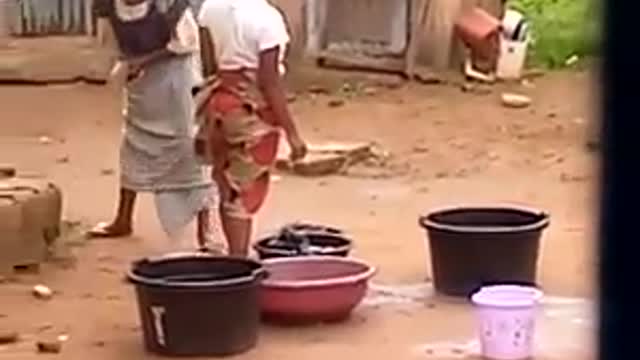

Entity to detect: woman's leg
[88,188,136,237]
[213,176,252,256]
[219,207,252,257]
[215,171,271,257]
[196,208,210,249]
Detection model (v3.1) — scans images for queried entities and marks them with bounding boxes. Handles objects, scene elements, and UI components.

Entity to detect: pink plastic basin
[260,256,377,324]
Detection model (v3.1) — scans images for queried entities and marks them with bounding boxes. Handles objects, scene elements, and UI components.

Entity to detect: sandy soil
[0,63,597,359]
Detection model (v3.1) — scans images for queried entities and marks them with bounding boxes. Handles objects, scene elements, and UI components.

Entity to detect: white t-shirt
[197,0,290,74]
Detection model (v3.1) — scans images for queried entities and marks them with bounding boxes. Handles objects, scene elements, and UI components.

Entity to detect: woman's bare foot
[87,221,133,238]
[88,188,136,238]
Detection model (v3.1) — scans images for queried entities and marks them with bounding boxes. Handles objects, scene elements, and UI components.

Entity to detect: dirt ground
[0,55,597,359]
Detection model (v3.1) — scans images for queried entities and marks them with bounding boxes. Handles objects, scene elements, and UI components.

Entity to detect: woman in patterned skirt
[195,0,307,256]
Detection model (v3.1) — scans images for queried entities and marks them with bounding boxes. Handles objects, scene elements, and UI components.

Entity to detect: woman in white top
[89,0,212,247]
[196,0,307,256]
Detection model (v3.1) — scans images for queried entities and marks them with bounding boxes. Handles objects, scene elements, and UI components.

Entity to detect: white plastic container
[497,37,529,80]
[502,9,524,40]
[471,285,543,360]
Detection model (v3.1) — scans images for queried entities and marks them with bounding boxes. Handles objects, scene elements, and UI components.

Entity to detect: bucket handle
[128,270,265,288]
[127,259,268,288]
[418,215,429,229]
[255,267,269,281]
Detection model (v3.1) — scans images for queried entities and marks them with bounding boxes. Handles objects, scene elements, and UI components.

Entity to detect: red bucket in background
[455,7,501,64]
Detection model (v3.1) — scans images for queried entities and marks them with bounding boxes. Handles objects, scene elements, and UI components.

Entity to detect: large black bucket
[419,206,550,297]
[127,255,265,357]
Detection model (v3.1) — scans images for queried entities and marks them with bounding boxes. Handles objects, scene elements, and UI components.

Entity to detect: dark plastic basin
[254,223,352,259]
[419,206,550,297]
[127,254,265,357]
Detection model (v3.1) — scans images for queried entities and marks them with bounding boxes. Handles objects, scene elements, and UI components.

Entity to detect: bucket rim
[419,204,550,234]
[254,224,353,256]
[127,254,265,289]
[261,256,377,289]
[253,236,353,257]
[471,285,544,308]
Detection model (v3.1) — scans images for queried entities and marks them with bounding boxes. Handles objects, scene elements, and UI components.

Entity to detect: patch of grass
[509,0,600,68]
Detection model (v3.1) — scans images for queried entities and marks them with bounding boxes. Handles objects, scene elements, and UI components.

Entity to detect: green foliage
[508,0,600,68]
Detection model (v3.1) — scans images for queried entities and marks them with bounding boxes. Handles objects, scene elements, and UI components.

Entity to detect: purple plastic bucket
[471,285,543,360]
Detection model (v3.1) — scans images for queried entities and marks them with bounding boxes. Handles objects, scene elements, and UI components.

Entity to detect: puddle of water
[365,283,595,359]
[366,282,595,309]
[543,296,591,306]
[537,300,595,355]
[412,341,477,359]
[412,320,592,359]
[413,330,593,359]
[364,283,434,306]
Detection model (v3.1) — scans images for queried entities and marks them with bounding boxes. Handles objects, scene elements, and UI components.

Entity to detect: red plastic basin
[260,256,376,324]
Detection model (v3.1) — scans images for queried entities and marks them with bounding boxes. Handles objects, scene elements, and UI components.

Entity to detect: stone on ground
[501,93,532,108]
[277,141,374,176]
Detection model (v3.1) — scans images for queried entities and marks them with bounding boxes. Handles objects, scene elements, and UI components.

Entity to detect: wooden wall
[6,0,502,70]
[272,0,503,70]
[11,0,91,36]
[271,0,306,58]
[9,0,208,37]
[323,0,408,55]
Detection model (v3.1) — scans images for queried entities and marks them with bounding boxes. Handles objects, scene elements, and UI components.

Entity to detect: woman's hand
[128,55,147,72]
[286,132,307,162]
[123,48,168,81]
[120,56,146,82]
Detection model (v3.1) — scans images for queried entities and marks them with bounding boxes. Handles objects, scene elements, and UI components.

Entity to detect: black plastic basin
[254,223,352,259]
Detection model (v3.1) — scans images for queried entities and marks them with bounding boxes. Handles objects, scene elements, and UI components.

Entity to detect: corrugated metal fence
[10,0,206,36]
[13,0,90,35]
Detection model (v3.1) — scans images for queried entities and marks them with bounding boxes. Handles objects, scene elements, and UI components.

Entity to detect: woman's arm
[96,17,119,54]
[198,26,217,78]
[95,16,130,82]
[257,46,306,161]
[124,48,176,70]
